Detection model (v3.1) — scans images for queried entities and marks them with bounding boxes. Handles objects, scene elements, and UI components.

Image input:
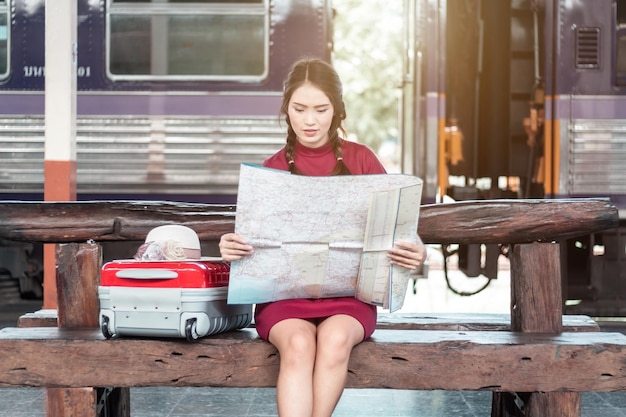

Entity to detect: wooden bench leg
[525,392,581,417]
[53,243,131,417]
[491,242,582,417]
[47,388,97,417]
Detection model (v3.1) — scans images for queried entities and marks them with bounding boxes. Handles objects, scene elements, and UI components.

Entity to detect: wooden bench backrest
[0,198,617,244]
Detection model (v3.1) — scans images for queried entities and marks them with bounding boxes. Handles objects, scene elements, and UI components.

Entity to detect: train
[1,0,625,317]
[403,0,626,316]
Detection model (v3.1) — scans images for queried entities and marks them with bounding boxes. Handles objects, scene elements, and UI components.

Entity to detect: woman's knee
[316,316,364,364]
[319,329,354,359]
[269,319,317,363]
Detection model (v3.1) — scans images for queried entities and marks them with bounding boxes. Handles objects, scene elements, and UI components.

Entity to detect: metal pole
[43,0,77,309]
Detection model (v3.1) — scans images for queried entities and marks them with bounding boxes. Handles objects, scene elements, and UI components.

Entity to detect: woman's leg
[311,315,365,417]
[269,318,318,417]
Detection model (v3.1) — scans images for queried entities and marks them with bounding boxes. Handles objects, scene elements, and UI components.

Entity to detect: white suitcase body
[98,259,252,341]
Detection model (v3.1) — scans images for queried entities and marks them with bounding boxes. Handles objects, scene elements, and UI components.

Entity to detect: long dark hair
[280,58,351,175]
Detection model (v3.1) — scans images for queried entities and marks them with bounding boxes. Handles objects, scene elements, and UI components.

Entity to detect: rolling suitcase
[99,258,252,341]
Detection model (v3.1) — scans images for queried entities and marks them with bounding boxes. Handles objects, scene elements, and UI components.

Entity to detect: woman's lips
[303,129,318,137]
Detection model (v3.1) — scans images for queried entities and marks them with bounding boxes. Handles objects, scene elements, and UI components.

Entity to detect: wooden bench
[0,198,623,417]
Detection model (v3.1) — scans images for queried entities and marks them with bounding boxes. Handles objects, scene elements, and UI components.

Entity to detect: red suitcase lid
[100,259,230,288]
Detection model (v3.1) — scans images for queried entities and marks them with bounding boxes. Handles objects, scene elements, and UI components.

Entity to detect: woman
[219,58,425,417]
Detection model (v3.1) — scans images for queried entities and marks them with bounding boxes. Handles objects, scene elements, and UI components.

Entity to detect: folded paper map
[227,163,423,312]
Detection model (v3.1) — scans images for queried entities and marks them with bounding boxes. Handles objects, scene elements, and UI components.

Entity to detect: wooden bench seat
[18,310,601,332]
[0,327,624,392]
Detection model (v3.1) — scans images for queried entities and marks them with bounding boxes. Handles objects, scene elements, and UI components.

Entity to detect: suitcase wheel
[101,316,114,339]
[185,318,199,342]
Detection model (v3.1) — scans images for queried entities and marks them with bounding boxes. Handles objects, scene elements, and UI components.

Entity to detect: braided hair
[280,58,351,175]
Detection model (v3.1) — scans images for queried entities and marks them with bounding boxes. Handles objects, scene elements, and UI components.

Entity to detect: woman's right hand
[219,233,254,262]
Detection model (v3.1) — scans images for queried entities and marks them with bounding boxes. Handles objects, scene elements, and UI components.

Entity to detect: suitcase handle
[115,269,178,279]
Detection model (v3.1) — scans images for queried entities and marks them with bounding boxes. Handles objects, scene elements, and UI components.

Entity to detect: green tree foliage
[332,0,404,155]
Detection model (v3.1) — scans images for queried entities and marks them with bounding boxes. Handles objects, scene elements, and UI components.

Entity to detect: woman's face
[287,82,335,148]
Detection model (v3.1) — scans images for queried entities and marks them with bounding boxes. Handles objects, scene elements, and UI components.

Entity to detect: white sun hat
[135,224,202,261]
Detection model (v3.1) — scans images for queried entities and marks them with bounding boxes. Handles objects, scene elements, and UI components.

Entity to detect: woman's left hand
[387,236,427,271]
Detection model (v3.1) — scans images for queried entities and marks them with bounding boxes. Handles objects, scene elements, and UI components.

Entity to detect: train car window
[0,1,7,79]
[106,0,268,81]
[617,0,626,85]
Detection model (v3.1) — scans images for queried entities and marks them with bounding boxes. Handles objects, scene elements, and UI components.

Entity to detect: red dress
[254,139,387,341]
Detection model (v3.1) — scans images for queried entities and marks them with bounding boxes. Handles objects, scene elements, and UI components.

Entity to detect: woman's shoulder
[341,139,382,161]
[340,139,386,174]
[340,138,373,152]
[263,147,289,170]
